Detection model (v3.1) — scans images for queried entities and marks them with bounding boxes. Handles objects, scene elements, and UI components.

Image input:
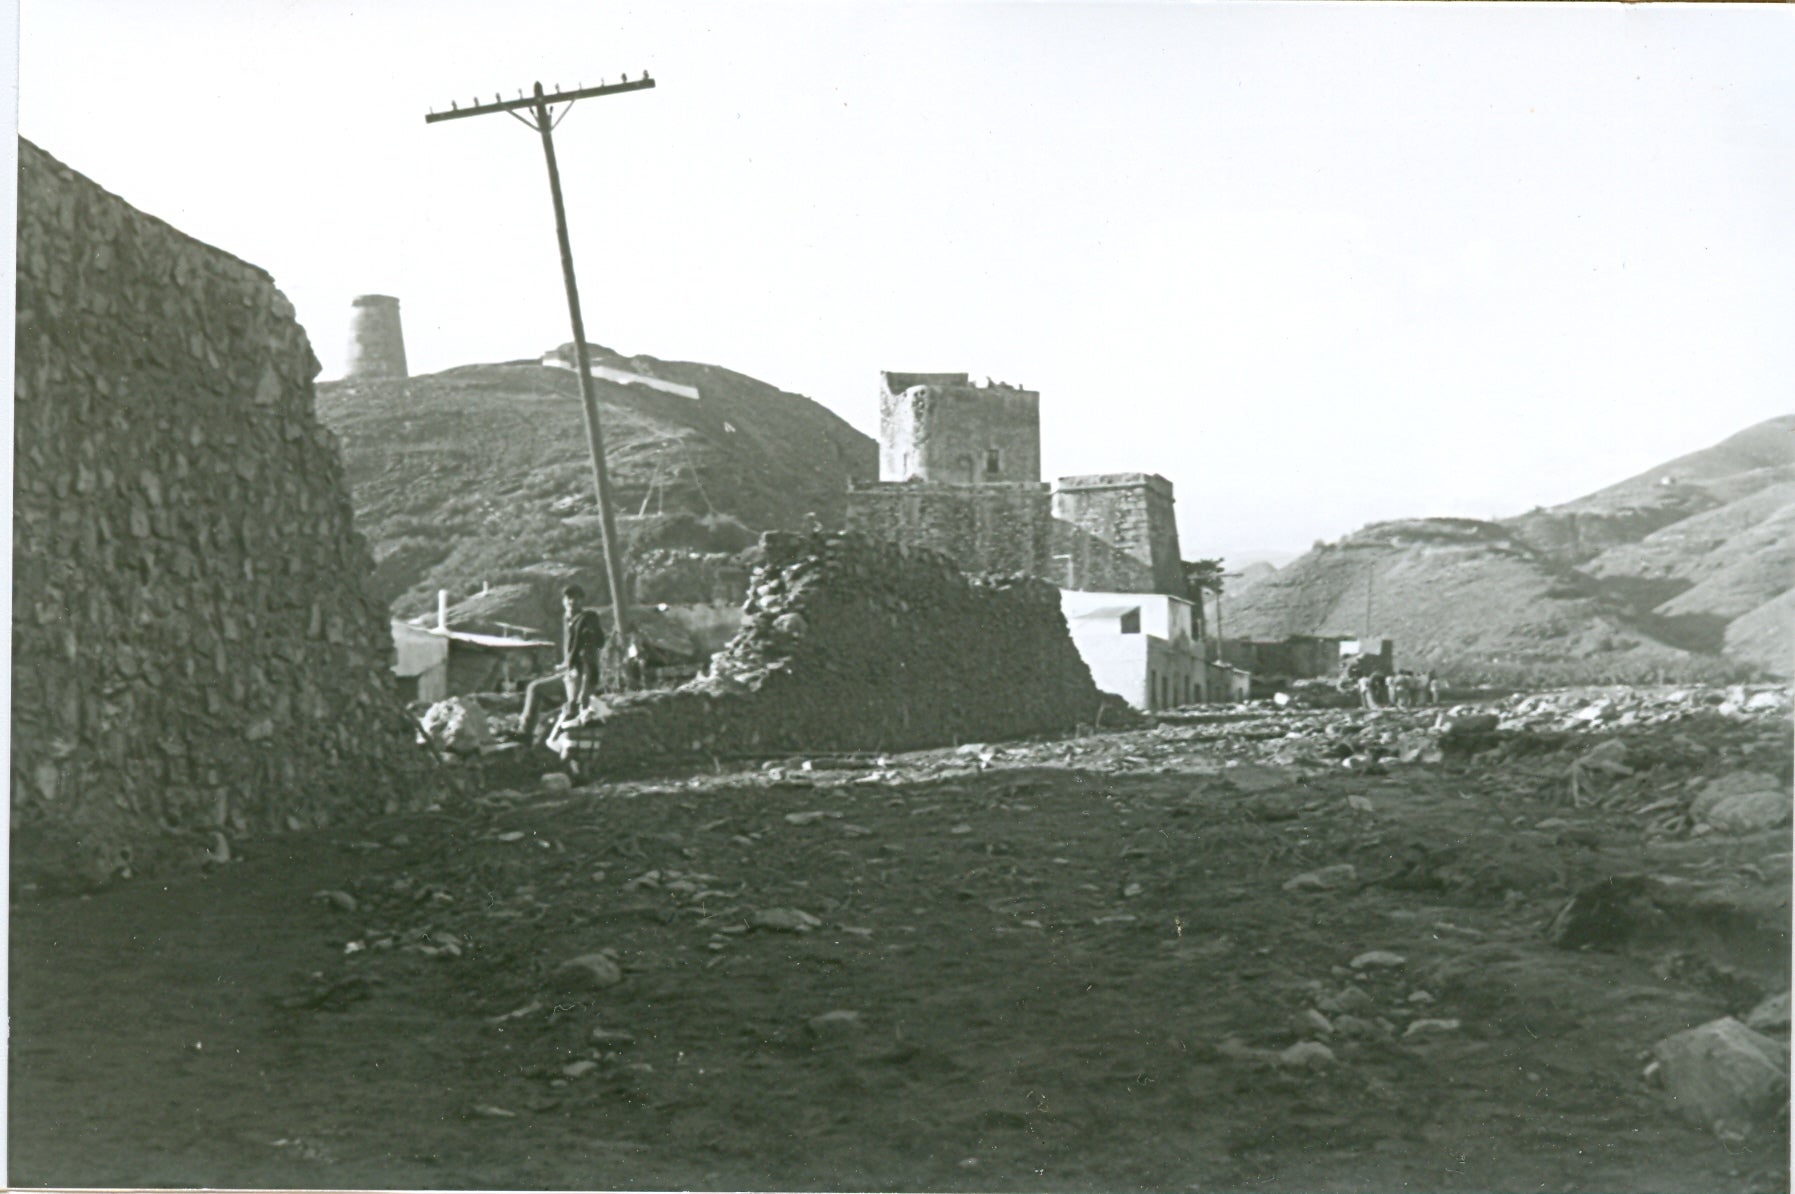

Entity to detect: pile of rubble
[546,531,1135,772]
[1158,683,1791,837]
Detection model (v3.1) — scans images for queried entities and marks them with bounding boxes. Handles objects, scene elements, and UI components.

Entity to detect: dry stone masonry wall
[844,480,1052,578]
[563,531,1135,771]
[12,140,434,884]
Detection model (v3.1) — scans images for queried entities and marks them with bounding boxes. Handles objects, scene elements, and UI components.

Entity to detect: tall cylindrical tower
[344,294,408,380]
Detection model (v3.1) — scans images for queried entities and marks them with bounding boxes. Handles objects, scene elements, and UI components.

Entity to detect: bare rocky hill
[1224,416,1794,681]
[315,346,877,617]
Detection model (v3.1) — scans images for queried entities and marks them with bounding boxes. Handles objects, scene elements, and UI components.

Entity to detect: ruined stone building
[844,370,1210,709]
[846,373,1055,577]
[12,140,433,884]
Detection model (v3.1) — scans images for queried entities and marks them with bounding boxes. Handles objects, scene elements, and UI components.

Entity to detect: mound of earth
[1226,418,1794,681]
[315,345,877,615]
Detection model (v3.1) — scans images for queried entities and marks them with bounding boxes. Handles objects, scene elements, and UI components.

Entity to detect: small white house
[1059,590,1208,711]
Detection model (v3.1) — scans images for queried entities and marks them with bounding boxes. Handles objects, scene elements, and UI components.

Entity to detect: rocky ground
[10,684,1791,1191]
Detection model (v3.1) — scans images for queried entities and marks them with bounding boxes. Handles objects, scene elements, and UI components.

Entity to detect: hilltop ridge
[315,345,877,617]
[1223,415,1794,681]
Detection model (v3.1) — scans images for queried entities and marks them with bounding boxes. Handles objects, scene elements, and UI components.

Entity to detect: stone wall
[878,371,1041,483]
[556,531,1136,771]
[1053,473,1186,595]
[844,480,1052,577]
[12,140,436,884]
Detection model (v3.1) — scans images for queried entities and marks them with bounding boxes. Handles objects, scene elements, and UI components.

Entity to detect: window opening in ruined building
[985,448,1001,476]
[1121,608,1141,634]
[1148,669,1157,707]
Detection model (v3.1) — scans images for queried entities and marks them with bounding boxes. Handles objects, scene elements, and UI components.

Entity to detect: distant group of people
[1356,669,1441,709]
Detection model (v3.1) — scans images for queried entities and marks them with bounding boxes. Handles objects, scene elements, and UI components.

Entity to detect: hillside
[315,345,877,615]
[1224,417,1795,681]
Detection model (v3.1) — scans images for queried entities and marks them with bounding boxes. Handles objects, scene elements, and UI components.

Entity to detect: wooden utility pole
[425,75,655,646]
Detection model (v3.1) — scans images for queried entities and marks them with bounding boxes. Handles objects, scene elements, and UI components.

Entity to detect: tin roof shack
[1060,590,1208,711]
[391,621,451,705]
[434,627,557,695]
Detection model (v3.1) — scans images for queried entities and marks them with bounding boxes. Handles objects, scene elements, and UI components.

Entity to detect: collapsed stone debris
[547,530,1138,770]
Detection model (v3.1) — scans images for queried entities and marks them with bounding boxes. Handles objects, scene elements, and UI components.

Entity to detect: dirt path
[11,703,1790,1190]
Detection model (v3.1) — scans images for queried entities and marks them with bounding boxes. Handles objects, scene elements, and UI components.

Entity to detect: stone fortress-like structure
[848,372,1056,577]
[846,370,1185,595]
[877,371,1041,484]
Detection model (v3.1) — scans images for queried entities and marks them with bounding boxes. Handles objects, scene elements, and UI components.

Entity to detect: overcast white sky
[17,1,1794,563]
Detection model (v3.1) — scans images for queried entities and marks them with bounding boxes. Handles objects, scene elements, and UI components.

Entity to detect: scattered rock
[1652,1017,1789,1134]
[1744,992,1790,1034]
[590,1027,636,1045]
[1689,772,1791,833]
[771,611,809,637]
[1293,1009,1334,1036]
[561,1060,599,1078]
[784,811,829,825]
[471,1104,518,1119]
[312,889,357,913]
[1318,984,1376,1015]
[1331,1014,1381,1039]
[1283,864,1358,893]
[1393,733,1439,764]
[552,953,623,990]
[1278,1041,1337,1068]
[750,907,823,933]
[420,697,494,755]
[1403,1018,1461,1039]
[540,773,572,793]
[1350,951,1407,970]
[486,1000,543,1024]
[807,1009,865,1036]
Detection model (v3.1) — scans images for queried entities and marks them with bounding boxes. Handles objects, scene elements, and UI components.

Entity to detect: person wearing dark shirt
[519,584,607,743]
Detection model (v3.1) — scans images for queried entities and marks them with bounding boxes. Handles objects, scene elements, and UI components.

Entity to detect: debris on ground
[1651,1017,1790,1136]
[419,697,495,756]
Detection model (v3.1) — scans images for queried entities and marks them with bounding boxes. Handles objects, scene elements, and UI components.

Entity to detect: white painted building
[1059,590,1208,711]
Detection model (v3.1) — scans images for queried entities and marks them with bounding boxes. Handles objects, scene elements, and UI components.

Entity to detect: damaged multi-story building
[846,371,1227,709]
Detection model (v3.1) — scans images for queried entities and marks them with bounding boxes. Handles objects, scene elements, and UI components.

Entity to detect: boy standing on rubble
[519,584,607,743]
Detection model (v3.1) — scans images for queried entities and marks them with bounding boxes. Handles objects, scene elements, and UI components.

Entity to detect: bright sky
[17,1,1795,563]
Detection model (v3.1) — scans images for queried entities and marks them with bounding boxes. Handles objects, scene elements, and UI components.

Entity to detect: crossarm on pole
[425,76,654,124]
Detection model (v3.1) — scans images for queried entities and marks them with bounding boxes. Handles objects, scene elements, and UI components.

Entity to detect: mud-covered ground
[11,689,1791,1191]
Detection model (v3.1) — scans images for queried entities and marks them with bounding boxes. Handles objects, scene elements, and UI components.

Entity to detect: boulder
[1652,1017,1789,1133]
[1444,713,1500,736]
[552,953,624,990]
[1691,772,1790,833]
[419,697,493,755]
[1745,992,1791,1034]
